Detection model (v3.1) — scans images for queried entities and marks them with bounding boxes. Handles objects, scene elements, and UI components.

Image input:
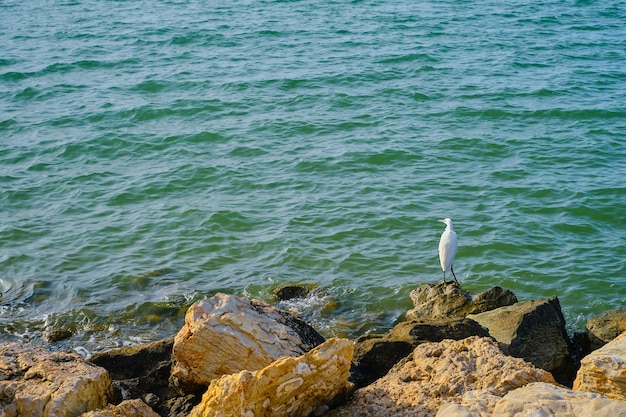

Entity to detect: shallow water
[1,0,625,355]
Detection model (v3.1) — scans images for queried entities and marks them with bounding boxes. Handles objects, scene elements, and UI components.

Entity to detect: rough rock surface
[188,338,354,417]
[89,338,196,417]
[0,342,112,417]
[90,338,174,403]
[437,382,626,417]
[468,296,576,386]
[407,282,517,320]
[586,308,626,351]
[329,336,555,417]
[170,293,325,393]
[80,399,160,417]
[352,318,488,386]
[573,330,626,401]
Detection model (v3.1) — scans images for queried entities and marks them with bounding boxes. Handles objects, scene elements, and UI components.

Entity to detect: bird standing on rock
[438,218,459,285]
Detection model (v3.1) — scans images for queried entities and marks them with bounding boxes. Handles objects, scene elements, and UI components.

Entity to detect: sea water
[1,0,625,354]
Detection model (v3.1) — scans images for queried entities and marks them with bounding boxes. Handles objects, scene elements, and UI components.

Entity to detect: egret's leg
[442,271,447,284]
[451,265,459,285]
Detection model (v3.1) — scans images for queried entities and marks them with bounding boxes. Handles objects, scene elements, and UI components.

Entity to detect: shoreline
[2,282,625,416]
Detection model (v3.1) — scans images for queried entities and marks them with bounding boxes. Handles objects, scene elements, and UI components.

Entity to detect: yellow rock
[573,330,626,401]
[189,338,354,417]
[329,336,555,417]
[437,382,626,417]
[80,399,159,417]
[0,342,112,417]
[171,293,324,391]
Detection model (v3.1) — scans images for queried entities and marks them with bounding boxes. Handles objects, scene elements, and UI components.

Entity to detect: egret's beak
[438,219,446,224]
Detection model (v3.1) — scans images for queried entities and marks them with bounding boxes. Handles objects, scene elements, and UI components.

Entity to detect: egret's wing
[438,230,458,271]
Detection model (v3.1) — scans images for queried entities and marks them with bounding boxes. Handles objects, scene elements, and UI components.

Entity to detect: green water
[1,0,625,355]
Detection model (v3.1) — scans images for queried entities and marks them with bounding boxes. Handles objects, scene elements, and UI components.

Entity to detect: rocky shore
[1,282,625,416]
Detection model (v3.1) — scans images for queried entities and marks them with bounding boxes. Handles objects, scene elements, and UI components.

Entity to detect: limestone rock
[329,336,555,417]
[353,318,488,386]
[437,382,626,417]
[0,342,112,417]
[573,330,626,401]
[494,382,626,417]
[586,308,626,351]
[170,293,325,393]
[188,338,354,417]
[468,296,577,386]
[407,282,517,320]
[80,399,160,417]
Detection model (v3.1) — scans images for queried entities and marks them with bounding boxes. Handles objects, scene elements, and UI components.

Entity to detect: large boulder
[352,317,488,386]
[0,342,112,417]
[188,338,354,417]
[586,308,626,351]
[437,382,626,417]
[573,330,626,401]
[170,293,325,393]
[80,399,160,417]
[468,297,577,386]
[328,336,555,417]
[407,282,517,320]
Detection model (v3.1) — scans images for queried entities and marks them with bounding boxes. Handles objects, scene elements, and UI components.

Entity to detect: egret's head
[438,218,453,229]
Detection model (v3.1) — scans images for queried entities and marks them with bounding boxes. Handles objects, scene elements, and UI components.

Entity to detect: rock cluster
[2,283,626,417]
[330,336,556,417]
[0,342,112,417]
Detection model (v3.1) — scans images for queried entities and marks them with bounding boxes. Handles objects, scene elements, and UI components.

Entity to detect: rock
[352,318,488,386]
[351,338,414,387]
[188,338,354,417]
[468,297,577,386]
[158,395,198,417]
[407,282,517,320]
[0,342,112,417]
[80,399,160,417]
[43,327,74,343]
[274,284,313,301]
[573,330,626,401]
[437,382,626,417]
[586,308,626,351]
[170,293,325,393]
[89,338,174,404]
[328,336,555,417]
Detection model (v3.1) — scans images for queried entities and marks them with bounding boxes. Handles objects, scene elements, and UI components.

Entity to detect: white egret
[438,218,458,284]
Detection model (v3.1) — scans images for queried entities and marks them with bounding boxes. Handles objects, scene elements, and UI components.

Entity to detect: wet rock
[188,338,354,417]
[407,282,517,320]
[573,330,626,401]
[274,284,313,301]
[43,327,74,343]
[170,293,325,394]
[437,382,626,417]
[586,308,626,351]
[468,297,577,386]
[80,399,160,417]
[0,341,112,417]
[329,336,555,417]
[352,317,488,386]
